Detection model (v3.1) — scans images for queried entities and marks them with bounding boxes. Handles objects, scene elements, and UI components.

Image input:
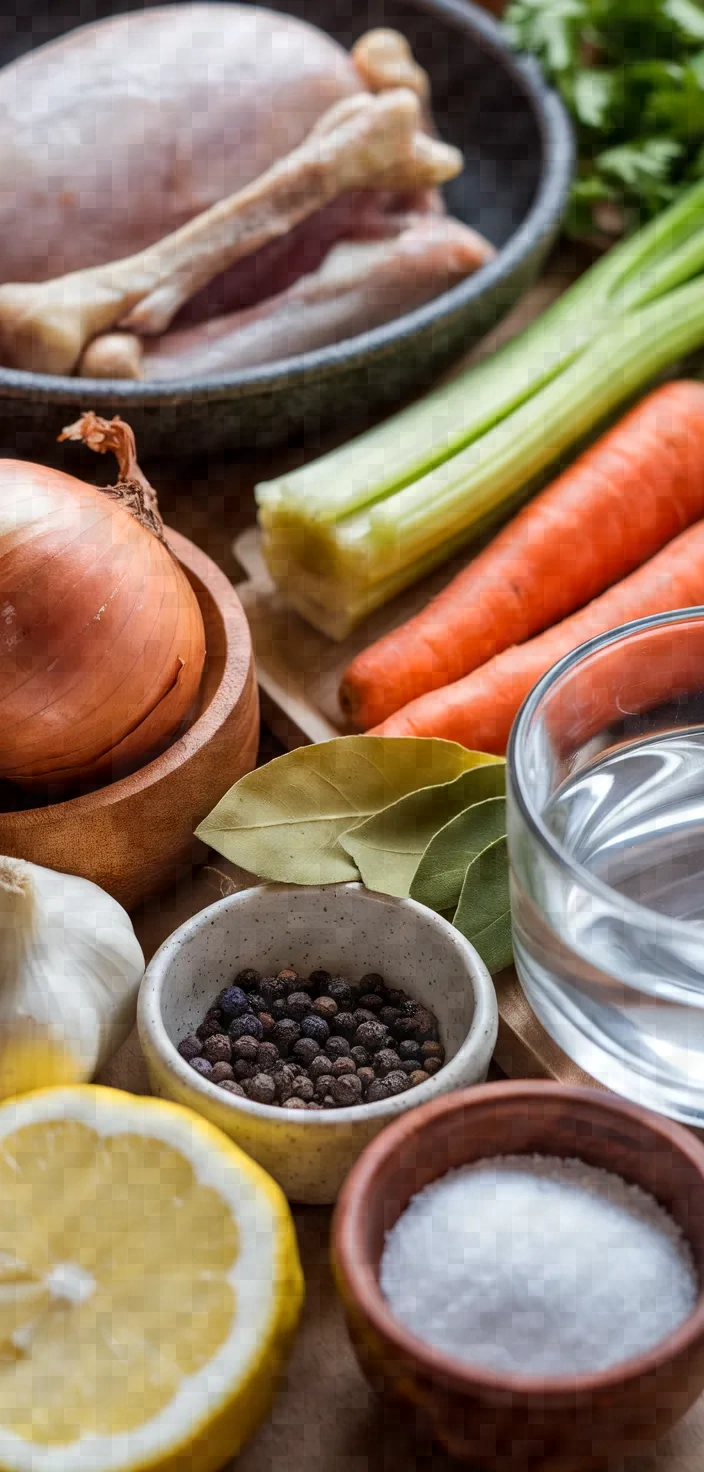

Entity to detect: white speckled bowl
[138,883,498,1204]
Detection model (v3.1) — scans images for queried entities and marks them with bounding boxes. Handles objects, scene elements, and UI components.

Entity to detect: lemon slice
[0,1085,303,1472]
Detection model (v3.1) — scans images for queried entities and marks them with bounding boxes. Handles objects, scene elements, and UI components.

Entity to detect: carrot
[341,381,704,729]
[371,518,704,751]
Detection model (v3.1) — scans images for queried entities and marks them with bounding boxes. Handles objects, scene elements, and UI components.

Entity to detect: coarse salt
[380,1154,698,1377]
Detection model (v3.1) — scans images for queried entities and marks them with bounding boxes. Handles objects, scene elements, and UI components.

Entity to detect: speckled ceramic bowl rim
[333,1081,704,1397]
[138,881,498,1128]
[0,0,574,409]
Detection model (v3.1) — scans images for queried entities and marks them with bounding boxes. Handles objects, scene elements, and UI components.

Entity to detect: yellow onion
[0,412,206,788]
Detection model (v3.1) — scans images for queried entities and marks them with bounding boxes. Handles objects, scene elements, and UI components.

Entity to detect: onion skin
[0,434,206,788]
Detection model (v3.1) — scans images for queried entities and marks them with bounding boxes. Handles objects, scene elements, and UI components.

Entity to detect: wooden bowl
[0,529,259,912]
[332,1082,704,1470]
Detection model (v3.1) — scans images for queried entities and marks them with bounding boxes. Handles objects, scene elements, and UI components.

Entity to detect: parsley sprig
[504,0,704,239]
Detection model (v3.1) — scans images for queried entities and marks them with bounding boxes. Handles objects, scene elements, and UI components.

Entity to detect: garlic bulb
[0,856,144,1099]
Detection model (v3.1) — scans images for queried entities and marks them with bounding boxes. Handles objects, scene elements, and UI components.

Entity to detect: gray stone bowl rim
[0,0,574,409]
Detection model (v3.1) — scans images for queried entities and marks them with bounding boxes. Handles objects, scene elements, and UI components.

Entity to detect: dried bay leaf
[340,764,504,898]
[195,736,496,885]
[452,836,512,974]
[410,795,507,915]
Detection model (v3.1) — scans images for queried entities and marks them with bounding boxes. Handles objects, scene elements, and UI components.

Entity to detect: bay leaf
[340,765,504,898]
[410,795,507,915]
[452,835,512,974]
[195,736,497,885]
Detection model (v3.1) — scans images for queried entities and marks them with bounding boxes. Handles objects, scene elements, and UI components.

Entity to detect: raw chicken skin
[0,3,362,281]
[132,216,496,377]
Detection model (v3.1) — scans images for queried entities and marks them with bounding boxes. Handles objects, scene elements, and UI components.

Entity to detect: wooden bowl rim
[0,527,253,821]
[332,1080,704,1400]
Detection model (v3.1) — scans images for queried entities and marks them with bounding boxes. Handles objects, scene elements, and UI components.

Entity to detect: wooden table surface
[91,243,704,1471]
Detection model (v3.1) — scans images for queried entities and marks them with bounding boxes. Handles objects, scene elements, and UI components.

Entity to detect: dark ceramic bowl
[332,1082,704,1471]
[0,0,573,456]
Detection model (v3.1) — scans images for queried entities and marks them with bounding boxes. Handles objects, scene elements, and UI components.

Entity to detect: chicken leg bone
[0,88,461,376]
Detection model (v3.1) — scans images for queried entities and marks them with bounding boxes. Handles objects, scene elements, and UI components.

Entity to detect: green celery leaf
[194,737,497,885]
[504,0,589,74]
[410,796,507,916]
[339,765,505,898]
[648,53,704,137]
[452,837,513,975]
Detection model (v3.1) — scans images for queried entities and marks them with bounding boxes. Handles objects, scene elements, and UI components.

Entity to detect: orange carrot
[371,519,704,751]
[341,382,704,729]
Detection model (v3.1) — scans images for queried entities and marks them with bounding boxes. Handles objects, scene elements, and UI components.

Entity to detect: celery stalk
[256,181,704,531]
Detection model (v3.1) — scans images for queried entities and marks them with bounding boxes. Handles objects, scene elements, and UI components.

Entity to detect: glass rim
[507,605,704,934]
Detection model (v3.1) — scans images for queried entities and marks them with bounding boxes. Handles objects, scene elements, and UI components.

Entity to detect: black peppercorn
[275,1065,298,1101]
[229,1014,264,1043]
[256,1042,280,1073]
[312,996,338,1021]
[422,1041,445,1063]
[218,986,251,1020]
[385,1070,409,1095]
[276,967,300,993]
[323,1096,337,1109]
[360,972,385,992]
[384,989,407,1007]
[210,1062,235,1084]
[333,1011,358,1040]
[291,1077,315,1103]
[358,993,383,1013]
[408,1069,431,1087]
[374,1048,401,1076]
[353,1021,388,1053]
[365,1078,390,1102]
[399,999,418,1017]
[424,1057,443,1076]
[271,998,288,1019]
[219,1080,246,1096]
[330,1056,357,1078]
[398,1039,421,1061]
[380,1007,401,1030]
[410,1008,439,1043]
[260,977,287,1006]
[273,1019,301,1055]
[327,977,353,1009]
[314,1074,335,1100]
[286,991,312,1021]
[353,1008,378,1027]
[285,1097,308,1111]
[293,1038,321,1067]
[232,968,261,991]
[196,1015,225,1042]
[177,1035,202,1061]
[202,1033,232,1065]
[331,1074,363,1106]
[248,992,267,1014]
[308,1056,331,1082]
[233,1059,258,1082]
[392,1017,419,1041]
[308,969,332,994]
[244,1073,276,1105]
[257,1010,277,1039]
[357,1067,375,1092]
[300,1014,329,1045]
[325,1035,351,1061]
[232,1035,259,1063]
[400,1060,418,1075]
[350,1045,371,1068]
[190,1057,214,1079]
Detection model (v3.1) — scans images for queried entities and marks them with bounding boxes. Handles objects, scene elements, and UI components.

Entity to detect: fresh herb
[504,0,704,239]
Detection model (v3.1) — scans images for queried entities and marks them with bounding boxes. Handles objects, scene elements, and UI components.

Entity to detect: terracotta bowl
[138,882,498,1204]
[332,1081,704,1470]
[0,529,259,911]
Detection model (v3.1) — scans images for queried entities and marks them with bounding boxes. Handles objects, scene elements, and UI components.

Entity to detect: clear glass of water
[507,607,704,1126]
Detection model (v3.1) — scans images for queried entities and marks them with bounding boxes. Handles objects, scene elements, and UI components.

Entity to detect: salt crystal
[380,1154,698,1377]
